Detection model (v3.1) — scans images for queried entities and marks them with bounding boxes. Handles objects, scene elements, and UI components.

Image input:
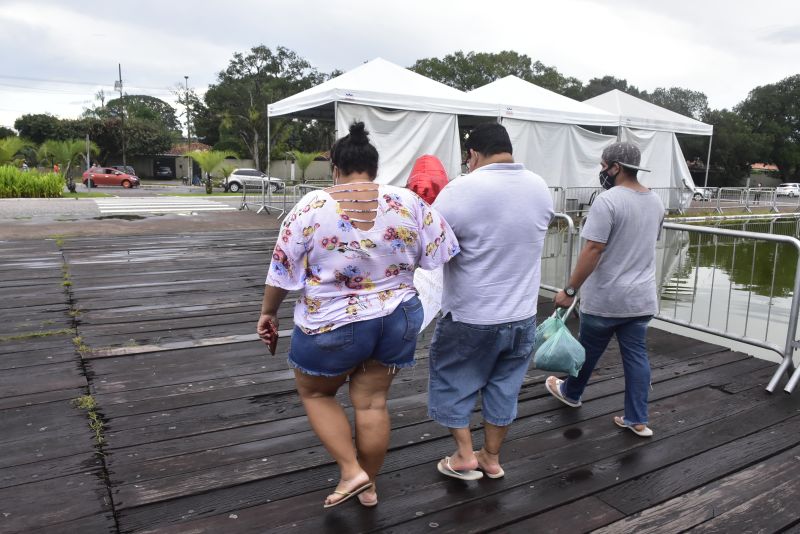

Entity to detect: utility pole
[114,63,126,167]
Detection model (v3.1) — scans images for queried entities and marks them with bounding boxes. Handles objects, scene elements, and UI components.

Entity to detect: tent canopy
[468,76,618,127]
[584,89,713,136]
[267,57,497,119]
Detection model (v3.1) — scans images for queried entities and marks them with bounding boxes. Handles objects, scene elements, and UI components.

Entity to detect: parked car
[83,167,140,188]
[111,165,136,176]
[692,187,714,201]
[776,183,800,197]
[223,168,284,193]
[154,166,174,178]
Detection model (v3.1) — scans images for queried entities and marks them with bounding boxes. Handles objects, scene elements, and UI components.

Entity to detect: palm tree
[291,150,323,183]
[38,139,99,192]
[187,150,237,194]
[0,137,32,166]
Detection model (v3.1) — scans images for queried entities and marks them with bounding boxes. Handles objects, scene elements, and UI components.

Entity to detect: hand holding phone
[257,314,279,355]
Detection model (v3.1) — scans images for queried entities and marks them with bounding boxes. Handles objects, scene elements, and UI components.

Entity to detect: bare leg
[476,421,508,475]
[448,426,478,470]
[294,369,369,505]
[348,360,396,504]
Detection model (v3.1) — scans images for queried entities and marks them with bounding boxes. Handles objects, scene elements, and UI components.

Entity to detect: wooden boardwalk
[1,230,799,533]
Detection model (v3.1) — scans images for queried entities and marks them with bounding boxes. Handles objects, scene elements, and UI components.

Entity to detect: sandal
[323,480,373,509]
[474,449,505,479]
[437,456,484,481]
[613,416,654,437]
[358,491,378,507]
[545,376,582,408]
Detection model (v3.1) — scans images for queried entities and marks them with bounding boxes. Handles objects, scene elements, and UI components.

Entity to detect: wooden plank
[0,471,112,533]
[593,443,800,534]
[22,512,116,534]
[499,496,625,533]
[115,380,783,533]
[597,415,800,515]
[112,371,759,520]
[0,361,85,398]
[0,451,104,490]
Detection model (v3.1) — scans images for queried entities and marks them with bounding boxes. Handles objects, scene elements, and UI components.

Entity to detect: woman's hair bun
[348,121,369,144]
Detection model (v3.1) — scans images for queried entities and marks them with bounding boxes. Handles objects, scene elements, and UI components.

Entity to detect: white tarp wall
[335,103,461,187]
[620,128,696,211]
[502,118,616,188]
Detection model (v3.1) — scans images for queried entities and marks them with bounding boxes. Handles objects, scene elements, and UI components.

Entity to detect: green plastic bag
[533,304,585,377]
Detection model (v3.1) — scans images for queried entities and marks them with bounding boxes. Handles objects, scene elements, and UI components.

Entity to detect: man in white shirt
[429,122,554,480]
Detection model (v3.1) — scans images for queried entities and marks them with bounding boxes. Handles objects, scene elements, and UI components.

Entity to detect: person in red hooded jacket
[406,154,449,204]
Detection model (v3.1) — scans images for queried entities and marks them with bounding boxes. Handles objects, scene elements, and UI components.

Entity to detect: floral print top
[266,184,459,334]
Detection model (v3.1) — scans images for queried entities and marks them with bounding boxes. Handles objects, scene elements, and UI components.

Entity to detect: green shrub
[0,165,63,198]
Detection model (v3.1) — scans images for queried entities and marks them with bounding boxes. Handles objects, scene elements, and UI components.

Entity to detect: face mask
[598,165,618,190]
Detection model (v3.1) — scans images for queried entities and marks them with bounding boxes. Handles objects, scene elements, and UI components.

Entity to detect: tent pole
[703,134,713,187]
[266,112,271,178]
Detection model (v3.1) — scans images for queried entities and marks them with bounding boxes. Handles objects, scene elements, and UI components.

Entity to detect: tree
[203,45,325,170]
[736,74,800,181]
[410,50,583,97]
[648,87,709,120]
[290,150,322,183]
[0,126,15,139]
[187,149,237,194]
[580,76,644,100]
[38,139,99,192]
[700,109,768,185]
[13,114,65,144]
[104,95,181,132]
[0,137,32,165]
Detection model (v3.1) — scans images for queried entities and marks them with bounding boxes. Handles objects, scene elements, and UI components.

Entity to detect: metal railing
[540,212,576,293]
[277,184,331,218]
[657,221,800,394]
[541,212,800,393]
[239,178,287,216]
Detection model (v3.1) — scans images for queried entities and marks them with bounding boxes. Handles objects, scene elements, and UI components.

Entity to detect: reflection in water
[542,217,800,352]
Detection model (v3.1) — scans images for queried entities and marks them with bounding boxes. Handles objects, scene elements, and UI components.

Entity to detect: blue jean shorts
[428,313,537,428]
[288,296,424,377]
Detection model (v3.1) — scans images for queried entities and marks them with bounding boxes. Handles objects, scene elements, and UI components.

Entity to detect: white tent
[585,89,714,192]
[469,76,617,127]
[468,76,617,188]
[584,89,712,135]
[268,58,498,186]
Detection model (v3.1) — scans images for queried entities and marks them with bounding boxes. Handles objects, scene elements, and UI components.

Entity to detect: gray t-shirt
[580,186,664,318]
[433,163,554,324]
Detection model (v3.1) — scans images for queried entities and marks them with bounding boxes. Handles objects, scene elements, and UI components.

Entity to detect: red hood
[406,155,449,204]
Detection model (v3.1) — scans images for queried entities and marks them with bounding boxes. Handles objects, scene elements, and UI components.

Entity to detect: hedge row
[0,166,63,198]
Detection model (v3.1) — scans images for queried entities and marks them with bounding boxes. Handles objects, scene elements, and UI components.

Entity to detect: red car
[82,167,140,188]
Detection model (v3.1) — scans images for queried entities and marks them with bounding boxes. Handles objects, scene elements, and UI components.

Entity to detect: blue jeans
[288,296,424,376]
[562,312,652,425]
[428,314,537,428]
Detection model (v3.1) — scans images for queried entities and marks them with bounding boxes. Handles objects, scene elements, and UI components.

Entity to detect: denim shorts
[288,296,424,377]
[428,313,537,428]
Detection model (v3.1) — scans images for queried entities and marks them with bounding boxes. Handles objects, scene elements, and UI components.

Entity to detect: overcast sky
[1,0,799,130]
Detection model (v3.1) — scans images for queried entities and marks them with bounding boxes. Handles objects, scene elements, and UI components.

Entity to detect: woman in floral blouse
[257,122,459,509]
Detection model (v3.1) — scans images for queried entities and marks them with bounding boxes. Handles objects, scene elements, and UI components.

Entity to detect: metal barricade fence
[744,187,778,213]
[715,187,745,213]
[774,187,800,212]
[540,213,576,294]
[239,178,287,216]
[562,187,604,217]
[548,187,566,213]
[281,184,330,216]
[657,221,800,394]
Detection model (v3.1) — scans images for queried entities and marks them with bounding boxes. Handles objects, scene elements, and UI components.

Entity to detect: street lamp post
[184,75,191,185]
[115,63,126,167]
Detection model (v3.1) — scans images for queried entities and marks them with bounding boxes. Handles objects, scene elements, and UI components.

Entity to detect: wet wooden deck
[1,230,799,534]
